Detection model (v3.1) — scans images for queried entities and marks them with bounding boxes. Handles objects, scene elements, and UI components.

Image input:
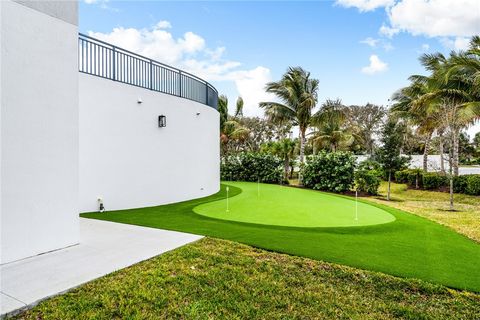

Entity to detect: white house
[0,0,220,264]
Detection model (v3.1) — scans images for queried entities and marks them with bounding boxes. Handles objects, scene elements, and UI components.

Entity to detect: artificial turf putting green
[81,183,480,292]
[194,182,395,227]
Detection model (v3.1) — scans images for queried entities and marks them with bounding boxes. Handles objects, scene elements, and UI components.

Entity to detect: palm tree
[219,95,249,156]
[310,99,355,152]
[418,51,479,177]
[260,67,319,183]
[234,97,244,119]
[262,138,297,181]
[391,77,440,172]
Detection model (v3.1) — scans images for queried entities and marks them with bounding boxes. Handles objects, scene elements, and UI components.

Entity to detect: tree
[391,78,440,172]
[234,97,244,119]
[237,116,291,153]
[310,99,356,152]
[218,94,229,133]
[376,118,409,200]
[344,103,386,155]
[218,95,249,156]
[260,67,319,184]
[261,138,297,181]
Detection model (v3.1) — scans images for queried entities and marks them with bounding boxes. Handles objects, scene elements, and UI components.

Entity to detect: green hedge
[465,175,480,195]
[221,153,283,184]
[394,169,410,184]
[355,169,381,195]
[394,170,480,195]
[302,152,355,193]
[422,173,448,190]
[453,175,468,193]
[395,169,423,187]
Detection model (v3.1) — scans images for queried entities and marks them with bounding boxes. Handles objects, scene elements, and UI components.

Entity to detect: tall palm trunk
[284,157,290,182]
[448,138,454,210]
[423,132,432,172]
[439,131,445,174]
[299,127,306,163]
[298,127,306,185]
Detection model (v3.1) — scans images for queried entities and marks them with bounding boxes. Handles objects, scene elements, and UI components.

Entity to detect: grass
[82,182,480,292]
[14,238,480,320]
[367,181,480,242]
[195,182,395,227]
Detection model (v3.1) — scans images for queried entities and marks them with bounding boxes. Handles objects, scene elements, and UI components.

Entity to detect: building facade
[1,0,219,264]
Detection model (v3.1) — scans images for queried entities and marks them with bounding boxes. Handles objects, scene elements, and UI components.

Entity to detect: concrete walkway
[1,218,202,316]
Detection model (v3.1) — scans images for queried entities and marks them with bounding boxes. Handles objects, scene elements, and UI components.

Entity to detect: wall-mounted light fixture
[137,97,143,104]
[158,115,166,127]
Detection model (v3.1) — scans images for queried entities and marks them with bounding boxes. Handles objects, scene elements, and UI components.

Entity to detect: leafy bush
[407,169,423,188]
[302,152,355,192]
[355,170,381,195]
[357,159,382,172]
[221,153,283,184]
[394,169,423,187]
[453,175,468,193]
[422,173,448,190]
[394,169,410,184]
[465,175,480,196]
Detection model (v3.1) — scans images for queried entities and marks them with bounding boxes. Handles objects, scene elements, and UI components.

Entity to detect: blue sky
[80,0,480,137]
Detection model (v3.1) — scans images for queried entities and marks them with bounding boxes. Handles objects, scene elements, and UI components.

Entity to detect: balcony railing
[78,33,218,109]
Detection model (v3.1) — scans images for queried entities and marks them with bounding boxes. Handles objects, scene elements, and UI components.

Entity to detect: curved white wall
[79,73,220,213]
[1,0,79,264]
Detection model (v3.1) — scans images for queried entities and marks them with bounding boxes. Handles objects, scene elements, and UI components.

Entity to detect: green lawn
[82,182,480,292]
[195,182,395,227]
[15,238,480,320]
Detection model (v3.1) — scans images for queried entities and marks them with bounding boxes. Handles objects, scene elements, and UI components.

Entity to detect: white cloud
[88,21,272,117]
[155,20,172,29]
[379,24,400,38]
[335,0,394,12]
[362,55,388,74]
[440,37,472,51]
[386,0,480,38]
[360,37,394,51]
[360,37,380,47]
[83,0,117,11]
[421,43,430,51]
[229,67,275,117]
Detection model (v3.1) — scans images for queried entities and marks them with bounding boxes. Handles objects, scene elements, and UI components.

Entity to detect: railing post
[149,59,153,90]
[178,71,182,97]
[112,47,116,81]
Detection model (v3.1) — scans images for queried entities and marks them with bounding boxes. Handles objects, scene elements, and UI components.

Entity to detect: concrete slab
[1,218,202,316]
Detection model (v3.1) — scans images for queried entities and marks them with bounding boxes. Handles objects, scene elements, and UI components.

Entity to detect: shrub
[355,170,381,195]
[407,169,423,188]
[221,153,283,184]
[422,173,448,190]
[453,175,468,193]
[394,169,410,184]
[302,152,355,192]
[465,175,480,196]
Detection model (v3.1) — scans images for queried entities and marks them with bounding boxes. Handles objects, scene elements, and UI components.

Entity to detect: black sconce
[158,115,166,128]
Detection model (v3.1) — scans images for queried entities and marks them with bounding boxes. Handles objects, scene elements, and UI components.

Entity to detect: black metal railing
[78,33,218,109]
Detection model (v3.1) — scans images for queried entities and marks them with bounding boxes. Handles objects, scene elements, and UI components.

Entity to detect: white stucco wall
[0,0,79,264]
[79,73,220,213]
